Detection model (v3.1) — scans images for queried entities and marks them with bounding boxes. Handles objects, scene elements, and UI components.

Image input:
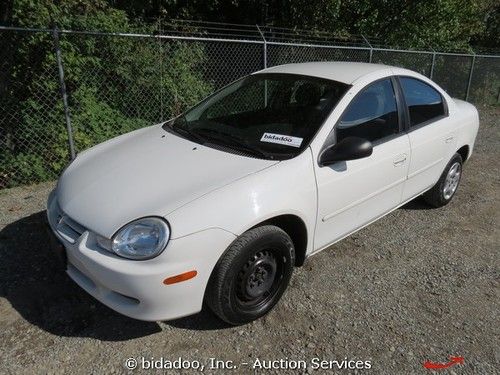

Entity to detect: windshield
[166,73,349,160]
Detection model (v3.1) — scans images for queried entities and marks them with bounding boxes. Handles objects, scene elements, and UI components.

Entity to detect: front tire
[205,225,295,325]
[423,153,463,207]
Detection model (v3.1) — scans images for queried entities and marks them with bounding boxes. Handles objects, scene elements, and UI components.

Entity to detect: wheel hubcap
[443,162,461,200]
[246,259,276,298]
[237,250,279,302]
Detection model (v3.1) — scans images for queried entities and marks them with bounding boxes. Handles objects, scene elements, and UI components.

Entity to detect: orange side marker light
[163,270,198,285]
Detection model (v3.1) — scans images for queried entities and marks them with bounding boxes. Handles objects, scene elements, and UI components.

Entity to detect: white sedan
[47,62,479,325]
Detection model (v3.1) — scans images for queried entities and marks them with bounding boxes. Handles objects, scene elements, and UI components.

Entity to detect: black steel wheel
[205,225,295,325]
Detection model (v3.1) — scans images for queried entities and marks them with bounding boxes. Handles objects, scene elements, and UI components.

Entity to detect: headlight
[111,217,170,260]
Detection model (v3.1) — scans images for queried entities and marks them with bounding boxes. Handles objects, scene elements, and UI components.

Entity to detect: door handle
[393,154,407,166]
[445,136,454,143]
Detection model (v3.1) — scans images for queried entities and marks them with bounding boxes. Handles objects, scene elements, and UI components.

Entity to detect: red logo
[423,356,464,370]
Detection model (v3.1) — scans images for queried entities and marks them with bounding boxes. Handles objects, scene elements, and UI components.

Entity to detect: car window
[337,78,399,143]
[204,79,280,119]
[400,77,445,127]
[171,73,348,160]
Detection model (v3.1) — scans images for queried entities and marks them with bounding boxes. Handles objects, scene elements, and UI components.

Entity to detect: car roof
[256,61,394,84]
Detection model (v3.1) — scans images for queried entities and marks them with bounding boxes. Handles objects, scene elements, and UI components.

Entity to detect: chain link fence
[1,24,499,189]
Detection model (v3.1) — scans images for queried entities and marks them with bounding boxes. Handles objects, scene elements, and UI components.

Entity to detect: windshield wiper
[169,118,207,144]
[194,128,273,159]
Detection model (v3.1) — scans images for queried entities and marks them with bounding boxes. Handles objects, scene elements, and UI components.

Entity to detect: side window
[400,77,445,127]
[337,78,399,143]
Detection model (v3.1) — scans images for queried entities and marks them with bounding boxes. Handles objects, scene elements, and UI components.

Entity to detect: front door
[314,78,410,251]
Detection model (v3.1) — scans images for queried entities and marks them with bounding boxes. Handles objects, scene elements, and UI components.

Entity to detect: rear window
[400,77,445,127]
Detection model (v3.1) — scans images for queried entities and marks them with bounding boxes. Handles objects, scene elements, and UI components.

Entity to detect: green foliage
[0,0,212,188]
[1,153,53,186]
[106,0,496,51]
[476,2,499,48]
[70,86,150,151]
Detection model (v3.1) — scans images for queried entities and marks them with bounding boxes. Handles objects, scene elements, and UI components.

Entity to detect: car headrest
[295,83,321,107]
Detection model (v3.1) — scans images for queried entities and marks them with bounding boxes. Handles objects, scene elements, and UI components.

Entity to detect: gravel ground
[0,107,498,375]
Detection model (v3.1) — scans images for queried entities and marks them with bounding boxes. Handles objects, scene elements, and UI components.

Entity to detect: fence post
[158,18,164,121]
[52,27,76,160]
[465,53,476,101]
[361,35,373,63]
[256,25,268,105]
[256,24,267,69]
[429,51,436,79]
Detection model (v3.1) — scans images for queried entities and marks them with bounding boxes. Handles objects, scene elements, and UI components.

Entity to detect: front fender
[165,150,317,254]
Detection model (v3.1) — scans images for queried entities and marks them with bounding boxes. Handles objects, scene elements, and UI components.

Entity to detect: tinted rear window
[400,77,445,127]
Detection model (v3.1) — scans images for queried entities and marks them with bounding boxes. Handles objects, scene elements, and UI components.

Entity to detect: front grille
[53,203,87,244]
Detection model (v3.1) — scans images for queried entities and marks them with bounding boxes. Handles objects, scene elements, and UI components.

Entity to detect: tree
[0,0,212,187]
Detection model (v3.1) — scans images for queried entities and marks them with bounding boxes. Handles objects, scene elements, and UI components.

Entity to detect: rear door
[313,77,411,250]
[396,77,458,201]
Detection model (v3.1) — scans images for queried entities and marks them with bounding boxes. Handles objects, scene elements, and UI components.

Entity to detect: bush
[0,6,213,188]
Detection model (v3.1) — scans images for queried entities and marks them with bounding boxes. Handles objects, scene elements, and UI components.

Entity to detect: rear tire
[205,225,295,325]
[423,153,463,207]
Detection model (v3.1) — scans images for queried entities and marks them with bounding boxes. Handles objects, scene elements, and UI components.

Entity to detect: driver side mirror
[319,136,373,167]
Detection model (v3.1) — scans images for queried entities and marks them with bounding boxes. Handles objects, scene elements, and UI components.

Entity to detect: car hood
[56,124,278,238]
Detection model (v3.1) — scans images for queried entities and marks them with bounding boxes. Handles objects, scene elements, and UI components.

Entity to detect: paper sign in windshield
[260,133,303,148]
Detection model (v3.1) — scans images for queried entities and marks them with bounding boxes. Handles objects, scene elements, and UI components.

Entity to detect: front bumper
[47,190,235,321]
